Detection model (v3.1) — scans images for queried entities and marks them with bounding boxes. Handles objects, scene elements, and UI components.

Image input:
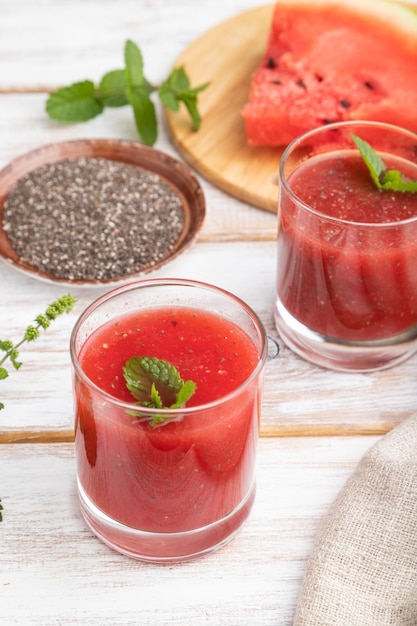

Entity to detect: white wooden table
[0,2,415,624]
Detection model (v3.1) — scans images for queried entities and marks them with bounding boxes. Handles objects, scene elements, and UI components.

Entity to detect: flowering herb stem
[0,294,76,522]
[0,294,76,410]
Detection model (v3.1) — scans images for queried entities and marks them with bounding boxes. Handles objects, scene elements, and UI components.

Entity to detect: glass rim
[279,120,417,228]
[70,277,268,416]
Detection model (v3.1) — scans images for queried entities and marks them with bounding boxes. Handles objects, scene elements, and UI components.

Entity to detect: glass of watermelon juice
[70,278,267,562]
[274,121,417,371]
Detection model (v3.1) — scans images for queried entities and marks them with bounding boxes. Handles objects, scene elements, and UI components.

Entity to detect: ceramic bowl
[0,139,206,286]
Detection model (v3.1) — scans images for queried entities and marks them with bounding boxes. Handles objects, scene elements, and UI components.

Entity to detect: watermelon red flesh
[242,0,417,147]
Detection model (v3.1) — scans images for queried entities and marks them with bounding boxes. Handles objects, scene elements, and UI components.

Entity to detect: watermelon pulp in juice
[74,306,261,535]
[277,151,417,341]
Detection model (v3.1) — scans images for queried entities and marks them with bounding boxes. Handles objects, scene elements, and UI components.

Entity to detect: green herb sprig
[123,355,196,426]
[351,134,417,193]
[0,294,76,410]
[0,294,76,522]
[46,40,210,146]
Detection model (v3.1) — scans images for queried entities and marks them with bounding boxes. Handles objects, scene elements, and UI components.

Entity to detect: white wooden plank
[2,239,416,438]
[0,0,271,88]
[0,436,379,625]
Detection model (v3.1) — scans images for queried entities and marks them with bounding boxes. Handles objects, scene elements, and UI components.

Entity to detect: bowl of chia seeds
[0,139,206,286]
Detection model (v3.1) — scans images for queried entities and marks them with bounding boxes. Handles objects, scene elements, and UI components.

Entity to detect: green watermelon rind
[280,0,417,36]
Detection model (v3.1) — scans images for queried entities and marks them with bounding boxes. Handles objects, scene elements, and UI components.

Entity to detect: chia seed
[2,157,185,281]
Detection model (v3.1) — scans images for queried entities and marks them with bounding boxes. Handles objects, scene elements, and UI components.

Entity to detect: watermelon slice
[241,0,417,146]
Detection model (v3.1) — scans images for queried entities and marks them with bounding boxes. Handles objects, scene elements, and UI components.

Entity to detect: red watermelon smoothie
[274,121,417,371]
[70,279,267,562]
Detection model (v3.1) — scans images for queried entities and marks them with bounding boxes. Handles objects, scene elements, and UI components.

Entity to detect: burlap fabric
[293,414,417,626]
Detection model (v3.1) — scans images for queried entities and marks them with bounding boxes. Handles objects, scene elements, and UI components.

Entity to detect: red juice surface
[277,151,417,340]
[74,306,261,534]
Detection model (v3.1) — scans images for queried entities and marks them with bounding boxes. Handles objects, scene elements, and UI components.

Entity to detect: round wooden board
[164,4,281,214]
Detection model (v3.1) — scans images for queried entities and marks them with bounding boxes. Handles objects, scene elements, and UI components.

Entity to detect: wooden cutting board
[164,4,280,214]
[164,2,417,214]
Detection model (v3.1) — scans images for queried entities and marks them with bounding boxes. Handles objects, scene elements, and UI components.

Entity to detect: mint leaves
[46,40,209,146]
[123,356,196,426]
[159,67,208,132]
[351,134,417,193]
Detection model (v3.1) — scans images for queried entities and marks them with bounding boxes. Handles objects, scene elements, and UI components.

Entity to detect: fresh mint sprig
[351,134,417,193]
[46,39,209,146]
[0,294,76,410]
[123,355,196,426]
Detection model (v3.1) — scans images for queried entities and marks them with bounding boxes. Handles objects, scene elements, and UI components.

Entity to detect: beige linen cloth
[293,414,417,626]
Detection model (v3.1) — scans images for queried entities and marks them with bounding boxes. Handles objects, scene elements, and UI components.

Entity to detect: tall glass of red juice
[70,278,267,562]
[275,121,417,371]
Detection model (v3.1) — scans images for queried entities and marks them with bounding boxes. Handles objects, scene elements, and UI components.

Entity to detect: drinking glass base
[77,480,256,563]
[274,298,417,372]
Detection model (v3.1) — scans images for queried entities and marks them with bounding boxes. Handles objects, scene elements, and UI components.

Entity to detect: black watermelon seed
[296,79,307,89]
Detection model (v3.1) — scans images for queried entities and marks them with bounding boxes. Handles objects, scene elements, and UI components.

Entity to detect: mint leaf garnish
[351,134,417,193]
[125,86,158,146]
[159,66,210,131]
[351,134,385,188]
[98,70,129,108]
[379,168,417,192]
[123,356,196,426]
[45,40,209,146]
[124,39,146,87]
[46,80,103,121]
